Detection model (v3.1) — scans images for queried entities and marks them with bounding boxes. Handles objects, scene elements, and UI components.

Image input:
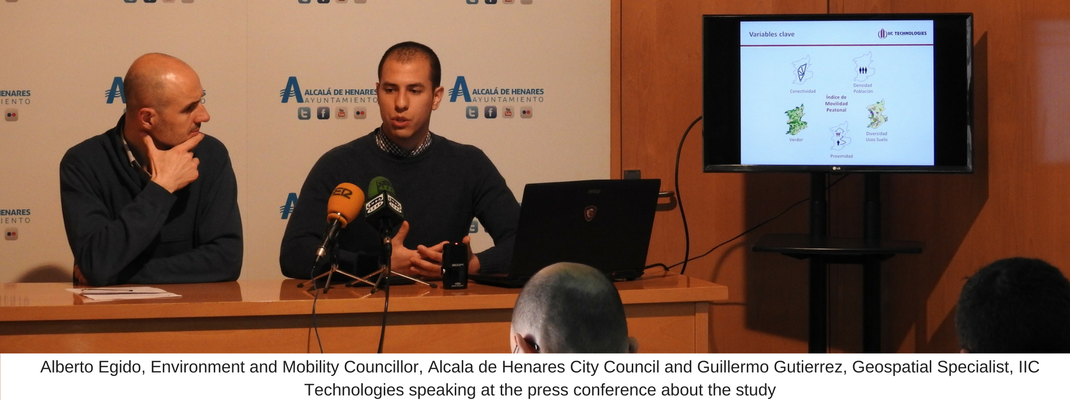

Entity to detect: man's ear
[513,333,538,353]
[137,107,156,131]
[431,85,445,111]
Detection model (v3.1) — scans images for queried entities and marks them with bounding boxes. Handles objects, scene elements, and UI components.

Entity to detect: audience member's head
[510,262,638,353]
[956,257,1070,353]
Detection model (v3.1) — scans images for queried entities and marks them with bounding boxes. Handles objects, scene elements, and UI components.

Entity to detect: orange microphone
[326,182,364,228]
[315,183,365,264]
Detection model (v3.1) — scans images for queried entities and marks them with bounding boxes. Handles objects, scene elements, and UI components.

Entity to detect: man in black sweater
[280,42,519,280]
[60,53,243,286]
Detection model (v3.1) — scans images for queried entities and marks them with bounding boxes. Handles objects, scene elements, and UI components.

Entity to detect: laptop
[470,179,661,288]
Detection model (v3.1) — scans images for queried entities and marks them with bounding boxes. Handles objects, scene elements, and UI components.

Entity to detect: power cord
[674,116,703,274]
[648,174,847,272]
[648,115,849,273]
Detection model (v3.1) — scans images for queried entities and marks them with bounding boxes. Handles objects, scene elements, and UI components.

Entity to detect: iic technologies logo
[280,193,298,219]
[877,28,928,38]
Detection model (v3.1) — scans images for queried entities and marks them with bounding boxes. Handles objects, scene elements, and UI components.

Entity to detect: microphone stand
[298,240,376,292]
[363,221,438,293]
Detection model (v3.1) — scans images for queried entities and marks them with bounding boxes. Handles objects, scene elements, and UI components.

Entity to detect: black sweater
[59,116,243,286]
[279,130,519,279]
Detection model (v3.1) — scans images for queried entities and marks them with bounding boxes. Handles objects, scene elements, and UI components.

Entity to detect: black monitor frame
[702,13,973,173]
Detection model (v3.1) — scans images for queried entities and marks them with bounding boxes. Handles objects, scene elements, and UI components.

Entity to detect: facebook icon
[316,107,330,120]
[484,106,497,119]
[466,106,479,119]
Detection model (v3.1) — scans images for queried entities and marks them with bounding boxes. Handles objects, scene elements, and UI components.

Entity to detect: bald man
[510,263,639,353]
[60,53,242,286]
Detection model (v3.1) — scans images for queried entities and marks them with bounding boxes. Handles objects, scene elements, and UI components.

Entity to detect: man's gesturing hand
[143,132,203,193]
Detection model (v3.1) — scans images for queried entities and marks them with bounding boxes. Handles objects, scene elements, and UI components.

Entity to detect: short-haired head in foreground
[956,257,1070,353]
[510,262,638,353]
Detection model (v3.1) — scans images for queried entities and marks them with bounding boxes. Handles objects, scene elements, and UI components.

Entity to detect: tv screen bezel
[702,13,973,173]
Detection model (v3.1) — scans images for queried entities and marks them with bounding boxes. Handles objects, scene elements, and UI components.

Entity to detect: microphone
[364,176,405,235]
[362,176,437,291]
[315,182,364,265]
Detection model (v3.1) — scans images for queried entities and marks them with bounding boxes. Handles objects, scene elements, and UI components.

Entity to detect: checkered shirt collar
[375,128,433,158]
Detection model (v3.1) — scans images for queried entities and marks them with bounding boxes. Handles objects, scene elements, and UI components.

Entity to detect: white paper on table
[66,287,182,302]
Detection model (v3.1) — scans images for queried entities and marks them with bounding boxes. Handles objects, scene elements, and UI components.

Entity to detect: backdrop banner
[0,0,610,282]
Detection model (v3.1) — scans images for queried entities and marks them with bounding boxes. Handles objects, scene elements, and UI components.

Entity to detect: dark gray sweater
[280,129,519,279]
[60,116,243,286]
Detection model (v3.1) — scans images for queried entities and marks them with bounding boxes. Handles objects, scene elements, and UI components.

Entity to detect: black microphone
[364,176,404,236]
[314,182,364,266]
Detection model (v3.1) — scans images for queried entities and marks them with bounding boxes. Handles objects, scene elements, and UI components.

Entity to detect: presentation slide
[738,20,935,166]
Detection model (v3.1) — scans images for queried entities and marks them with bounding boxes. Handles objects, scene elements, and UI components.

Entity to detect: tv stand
[752,172,922,353]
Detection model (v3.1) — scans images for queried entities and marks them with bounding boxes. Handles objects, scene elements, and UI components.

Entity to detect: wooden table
[0,272,727,353]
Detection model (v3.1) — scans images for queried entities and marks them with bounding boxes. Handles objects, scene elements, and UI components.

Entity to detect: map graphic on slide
[853,52,876,82]
[738,19,936,166]
[785,104,808,135]
[867,100,888,128]
[830,121,851,151]
[792,56,813,84]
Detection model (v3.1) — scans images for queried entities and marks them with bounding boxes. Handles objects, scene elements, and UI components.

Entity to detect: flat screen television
[703,13,973,173]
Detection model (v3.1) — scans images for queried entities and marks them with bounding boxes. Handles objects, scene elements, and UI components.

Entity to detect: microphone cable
[377,271,390,353]
[310,266,325,353]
